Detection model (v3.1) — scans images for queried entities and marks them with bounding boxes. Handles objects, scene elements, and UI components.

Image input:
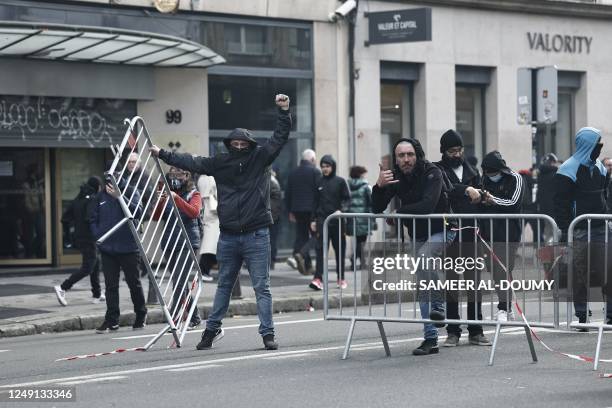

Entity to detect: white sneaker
[201,274,213,282]
[286,257,298,270]
[54,285,67,306]
[92,294,106,304]
[494,310,508,322]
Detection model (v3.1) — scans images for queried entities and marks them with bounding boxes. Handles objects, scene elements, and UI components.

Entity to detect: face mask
[487,174,502,183]
[169,177,183,191]
[443,155,463,168]
[591,143,603,161]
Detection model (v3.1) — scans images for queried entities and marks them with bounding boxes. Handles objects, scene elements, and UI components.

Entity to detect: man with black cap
[150,94,291,351]
[55,176,104,306]
[308,154,351,291]
[479,150,523,322]
[372,138,455,356]
[436,130,491,347]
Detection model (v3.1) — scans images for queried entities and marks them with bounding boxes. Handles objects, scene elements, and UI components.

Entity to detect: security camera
[328,0,357,22]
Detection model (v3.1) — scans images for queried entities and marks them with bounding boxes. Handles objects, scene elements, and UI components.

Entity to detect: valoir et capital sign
[366,8,432,46]
[527,32,592,54]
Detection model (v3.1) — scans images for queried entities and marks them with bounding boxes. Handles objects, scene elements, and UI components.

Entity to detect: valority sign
[527,33,592,54]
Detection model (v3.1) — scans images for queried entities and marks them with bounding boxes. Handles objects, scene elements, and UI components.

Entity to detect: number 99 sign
[166,109,182,124]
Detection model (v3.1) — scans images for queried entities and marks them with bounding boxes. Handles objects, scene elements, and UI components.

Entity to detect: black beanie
[440,129,464,153]
[87,176,101,191]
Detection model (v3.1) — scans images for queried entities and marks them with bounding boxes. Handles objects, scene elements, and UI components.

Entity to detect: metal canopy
[0,21,225,68]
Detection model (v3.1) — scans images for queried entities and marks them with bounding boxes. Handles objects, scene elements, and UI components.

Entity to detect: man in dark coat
[435,129,490,347]
[372,138,455,356]
[285,149,321,275]
[151,94,291,351]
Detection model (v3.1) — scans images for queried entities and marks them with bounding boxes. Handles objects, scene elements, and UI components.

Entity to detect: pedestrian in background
[536,153,559,243]
[197,174,220,282]
[286,149,320,275]
[310,154,351,291]
[270,167,283,269]
[346,165,375,271]
[55,176,104,306]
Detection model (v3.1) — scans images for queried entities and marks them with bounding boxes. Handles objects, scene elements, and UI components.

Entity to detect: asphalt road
[0,307,611,408]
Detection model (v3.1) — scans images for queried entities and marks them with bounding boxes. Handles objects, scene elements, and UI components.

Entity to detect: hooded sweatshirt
[372,138,450,240]
[478,151,523,242]
[313,155,351,224]
[554,127,609,233]
[158,108,291,233]
[61,181,99,244]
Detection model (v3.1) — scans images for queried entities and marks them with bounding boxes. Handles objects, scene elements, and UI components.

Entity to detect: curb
[0,294,362,338]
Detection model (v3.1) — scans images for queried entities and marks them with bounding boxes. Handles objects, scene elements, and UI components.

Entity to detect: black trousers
[315,222,346,281]
[270,221,279,264]
[293,211,314,269]
[61,241,102,298]
[169,246,200,324]
[101,251,147,326]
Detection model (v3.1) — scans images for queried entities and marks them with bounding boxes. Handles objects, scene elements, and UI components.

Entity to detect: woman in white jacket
[197,175,220,282]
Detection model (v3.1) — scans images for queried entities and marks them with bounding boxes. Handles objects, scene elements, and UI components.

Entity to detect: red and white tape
[56,347,146,362]
[452,223,612,377]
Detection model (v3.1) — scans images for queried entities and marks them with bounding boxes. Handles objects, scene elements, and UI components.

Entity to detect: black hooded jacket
[61,183,98,244]
[536,164,557,217]
[159,108,292,233]
[479,151,523,242]
[372,138,450,240]
[435,156,481,214]
[313,155,351,224]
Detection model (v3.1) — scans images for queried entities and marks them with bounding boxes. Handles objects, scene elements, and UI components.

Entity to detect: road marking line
[264,353,313,360]
[58,376,128,385]
[167,364,223,372]
[0,326,554,389]
[0,350,10,353]
[112,318,324,340]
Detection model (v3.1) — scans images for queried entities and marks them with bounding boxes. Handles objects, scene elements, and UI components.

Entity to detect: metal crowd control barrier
[567,214,612,370]
[323,213,561,365]
[98,116,203,350]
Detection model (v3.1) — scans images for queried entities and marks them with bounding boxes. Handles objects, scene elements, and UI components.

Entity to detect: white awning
[0,21,225,68]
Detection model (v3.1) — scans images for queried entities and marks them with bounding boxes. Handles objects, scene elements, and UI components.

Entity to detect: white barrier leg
[342,318,357,360]
[488,322,502,366]
[594,325,604,371]
[377,321,391,357]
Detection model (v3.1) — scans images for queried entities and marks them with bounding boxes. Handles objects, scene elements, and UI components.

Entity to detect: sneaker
[196,328,224,350]
[309,278,323,291]
[429,309,446,328]
[263,334,278,350]
[294,253,307,275]
[132,313,147,330]
[187,319,202,331]
[412,339,439,356]
[96,321,119,334]
[337,280,348,290]
[494,310,509,322]
[469,333,492,346]
[54,285,67,306]
[201,273,213,282]
[443,334,460,347]
[92,294,106,304]
[576,315,589,332]
[286,257,298,270]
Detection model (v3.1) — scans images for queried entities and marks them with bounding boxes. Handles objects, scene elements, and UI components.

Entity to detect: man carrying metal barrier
[372,138,455,356]
[435,129,491,347]
[553,127,612,328]
[150,94,291,351]
[477,150,523,322]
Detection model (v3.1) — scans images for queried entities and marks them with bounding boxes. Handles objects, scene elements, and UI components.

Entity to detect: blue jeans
[416,230,456,340]
[206,227,274,336]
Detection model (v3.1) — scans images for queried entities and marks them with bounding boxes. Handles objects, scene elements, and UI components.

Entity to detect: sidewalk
[0,261,358,338]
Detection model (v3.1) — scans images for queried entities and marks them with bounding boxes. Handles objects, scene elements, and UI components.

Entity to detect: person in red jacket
[153,167,203,329]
